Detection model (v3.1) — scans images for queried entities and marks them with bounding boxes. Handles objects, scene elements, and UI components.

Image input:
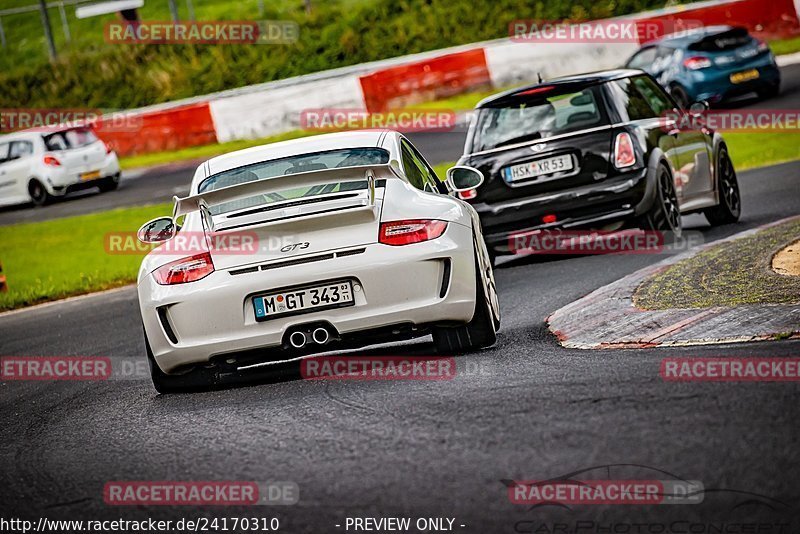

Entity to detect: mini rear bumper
[476,169,649,254]
[139,222,477,373]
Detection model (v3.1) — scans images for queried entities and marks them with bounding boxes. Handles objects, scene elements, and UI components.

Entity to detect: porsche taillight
[379,219,448,246]
[613,132,637,169]
[153,252,215,285]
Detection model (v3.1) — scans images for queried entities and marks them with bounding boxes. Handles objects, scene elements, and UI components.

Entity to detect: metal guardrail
[0,0,96,48]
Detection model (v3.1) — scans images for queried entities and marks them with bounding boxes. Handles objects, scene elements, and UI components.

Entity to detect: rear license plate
[730,69,759,84]
[80,170,101,181]
[253,280,354,321]
[504,154,574,183]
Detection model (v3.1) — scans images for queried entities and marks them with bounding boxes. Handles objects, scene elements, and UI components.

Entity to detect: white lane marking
[777,52,800,67]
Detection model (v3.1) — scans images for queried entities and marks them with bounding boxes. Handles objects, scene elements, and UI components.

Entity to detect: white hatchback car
[136,130,500,392]
[0,126,121,207]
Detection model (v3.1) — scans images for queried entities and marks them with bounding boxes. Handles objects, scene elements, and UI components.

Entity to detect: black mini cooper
[455,69,741,262]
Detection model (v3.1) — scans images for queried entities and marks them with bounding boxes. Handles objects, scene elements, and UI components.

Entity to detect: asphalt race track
[1,66,800,530]
[2,62,800,226]
[2,163,800,529]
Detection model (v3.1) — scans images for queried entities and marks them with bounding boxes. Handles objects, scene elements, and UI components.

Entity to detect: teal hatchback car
[625,26,781,108]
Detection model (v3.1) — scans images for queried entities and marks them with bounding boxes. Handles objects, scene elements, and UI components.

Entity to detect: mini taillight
[542,214,557,224]
[104,142,113,155]
[153,252,215,285]
[43,155,61,166]
[379,219,448,246]
[683,56,712,70]
[613,132,637,169]
[457,189,477,200]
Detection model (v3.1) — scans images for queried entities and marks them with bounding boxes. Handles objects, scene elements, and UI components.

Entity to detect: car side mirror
[137,217,177,244]
[689,101,709,117]
[447,166,484,192]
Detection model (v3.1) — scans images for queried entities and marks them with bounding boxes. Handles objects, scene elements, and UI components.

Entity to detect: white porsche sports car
[137,130,500,392]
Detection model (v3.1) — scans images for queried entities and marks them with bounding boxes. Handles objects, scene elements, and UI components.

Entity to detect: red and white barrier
[93,0,799,158]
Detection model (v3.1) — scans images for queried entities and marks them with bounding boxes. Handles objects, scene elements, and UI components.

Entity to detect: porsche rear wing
[172,164,398,219]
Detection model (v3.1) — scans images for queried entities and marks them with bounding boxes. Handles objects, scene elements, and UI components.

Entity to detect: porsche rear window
[198,147,390,215]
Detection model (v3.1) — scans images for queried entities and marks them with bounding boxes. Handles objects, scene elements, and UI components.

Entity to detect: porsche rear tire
[432,255,497,354]
[144,327,214,393]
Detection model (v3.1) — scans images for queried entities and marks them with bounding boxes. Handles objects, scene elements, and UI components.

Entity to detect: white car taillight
[153,252,215,285]
[613,132,637,169]
[379,219,447,246]
[683,56,712,70]
[43,155,61,166]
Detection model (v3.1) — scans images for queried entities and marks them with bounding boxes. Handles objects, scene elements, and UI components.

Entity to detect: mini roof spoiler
[172,163,399,219]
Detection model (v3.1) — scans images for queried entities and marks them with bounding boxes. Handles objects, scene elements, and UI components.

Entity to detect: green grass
[724,132,800,171]
[120,129,317,170]
[0,161,457,311]
[0,203,171,311]
[634,218,800,309]
[768,36,800,56]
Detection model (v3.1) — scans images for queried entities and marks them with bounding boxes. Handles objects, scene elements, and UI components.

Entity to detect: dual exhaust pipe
[289,327,331,349]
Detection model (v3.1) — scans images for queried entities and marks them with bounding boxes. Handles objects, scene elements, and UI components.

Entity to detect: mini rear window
[470,85,609,153]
